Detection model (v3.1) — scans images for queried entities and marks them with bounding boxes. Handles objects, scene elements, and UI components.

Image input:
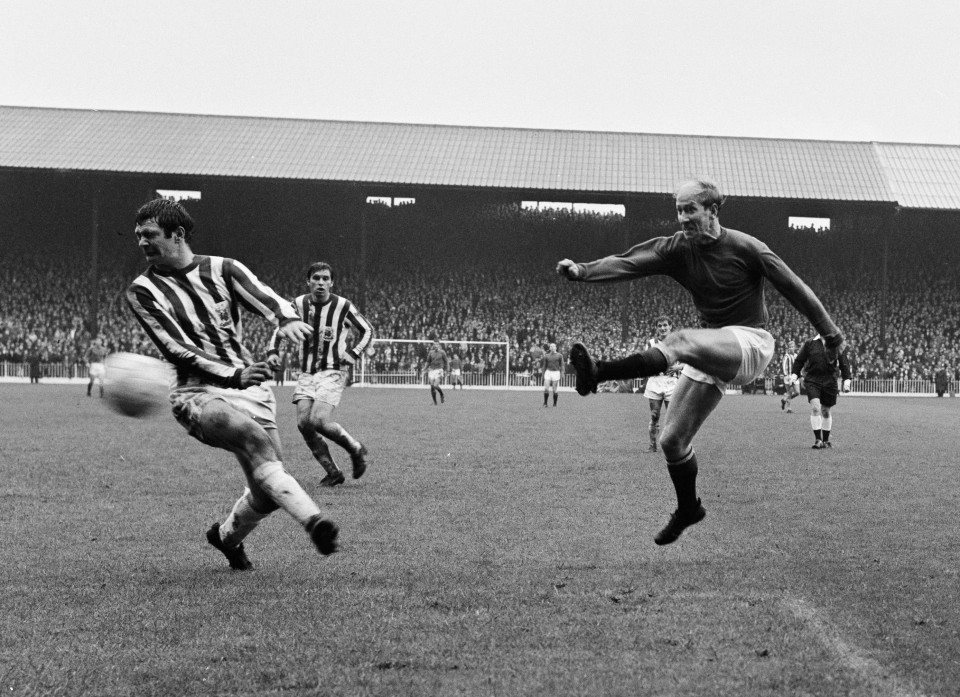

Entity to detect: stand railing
[0,362,953,396]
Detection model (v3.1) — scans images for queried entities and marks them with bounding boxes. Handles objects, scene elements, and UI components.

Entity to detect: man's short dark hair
[656,315,672,325]
[136,198,196,242]
[306,261,333,280]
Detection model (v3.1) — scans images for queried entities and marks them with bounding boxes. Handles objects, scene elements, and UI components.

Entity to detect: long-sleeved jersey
[425,347,449,371]
[791,336,851,383]
[542,350,565,372]
[84,342,109,364]
[269,293,373,373]
[126,255,301,388]
[575,228,842,342]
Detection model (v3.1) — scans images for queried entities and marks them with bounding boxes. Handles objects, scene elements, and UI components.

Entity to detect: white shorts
[450,369,461,378]
[88,362,105,380]
[428,368,444,383]
[681,326,775,393]
[171,383,278,444]
[292,370,348,407]
[543,369,562,385]
[644,374,678,401]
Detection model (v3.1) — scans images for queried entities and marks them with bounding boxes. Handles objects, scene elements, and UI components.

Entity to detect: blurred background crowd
[3,204,959,384]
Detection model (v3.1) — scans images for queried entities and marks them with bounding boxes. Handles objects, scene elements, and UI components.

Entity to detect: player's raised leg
[570,328,742,396]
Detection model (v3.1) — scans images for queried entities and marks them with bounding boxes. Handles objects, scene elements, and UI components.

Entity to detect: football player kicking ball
[126,198,338,570]
[268,262,374,487]
[557,177,846,545]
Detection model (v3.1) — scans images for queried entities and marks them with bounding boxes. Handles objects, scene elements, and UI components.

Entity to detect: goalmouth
[353,338,513,389]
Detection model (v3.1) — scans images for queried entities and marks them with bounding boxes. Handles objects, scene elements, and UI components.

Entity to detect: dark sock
[667,452,699,510]
[814,429,823,442]
[598,348,668,381]
[822,430,830,442]
[543,393,548,406]
[553,393,558,406]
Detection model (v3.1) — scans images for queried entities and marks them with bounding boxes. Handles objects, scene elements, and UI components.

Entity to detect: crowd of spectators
[3,206,960,384]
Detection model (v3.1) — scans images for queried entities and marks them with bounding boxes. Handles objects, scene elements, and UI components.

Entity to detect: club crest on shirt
[321,327,334,342]
[214,301,232,328]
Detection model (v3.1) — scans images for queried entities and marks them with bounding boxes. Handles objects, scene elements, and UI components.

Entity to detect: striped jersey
[647,337,684,377]
[270,293,373,373]
[780,351,797,376]
[126,255,301,388]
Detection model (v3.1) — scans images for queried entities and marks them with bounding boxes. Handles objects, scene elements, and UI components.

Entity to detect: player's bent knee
[657,430,688,458]
[297,414,324,433]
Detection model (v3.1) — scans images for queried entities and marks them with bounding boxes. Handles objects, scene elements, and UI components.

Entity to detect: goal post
[354,338,512,389]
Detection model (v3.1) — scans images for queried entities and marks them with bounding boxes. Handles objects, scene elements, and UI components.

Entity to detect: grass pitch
[1,385,958,696]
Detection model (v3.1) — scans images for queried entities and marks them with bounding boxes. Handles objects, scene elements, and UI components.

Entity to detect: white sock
[325,423,360,453]
[810,414,822,431]
[220,488,269,548]
[821,414,832,432]
[253,461,321,527]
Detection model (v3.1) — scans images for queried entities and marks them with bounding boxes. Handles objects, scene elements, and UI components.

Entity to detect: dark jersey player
[425,341,449,405]
[557,177,846,545]
[542,343,565,407]
[791,335,851,449]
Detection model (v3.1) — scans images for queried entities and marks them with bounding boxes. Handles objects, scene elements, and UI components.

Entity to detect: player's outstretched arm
[556,259,581,279]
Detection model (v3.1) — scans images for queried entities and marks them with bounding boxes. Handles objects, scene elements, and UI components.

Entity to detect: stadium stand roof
[873,143,960,210]
[1,105,959,209]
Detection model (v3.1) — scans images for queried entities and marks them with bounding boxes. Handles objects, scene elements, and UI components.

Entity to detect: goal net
[354,338,511,389]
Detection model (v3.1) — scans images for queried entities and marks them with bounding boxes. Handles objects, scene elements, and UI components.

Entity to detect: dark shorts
[805,378,839,407]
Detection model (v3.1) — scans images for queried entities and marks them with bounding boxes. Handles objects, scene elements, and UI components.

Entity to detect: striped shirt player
[268,261,373,486]
[643,316,684,452]
[127,255,300,389]
[272,293,374,374]
[643,339,684,402]
[780,340,799,412]
[128,198,337,570]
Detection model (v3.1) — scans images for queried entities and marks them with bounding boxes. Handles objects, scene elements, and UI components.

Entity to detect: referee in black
[791,335,852,449]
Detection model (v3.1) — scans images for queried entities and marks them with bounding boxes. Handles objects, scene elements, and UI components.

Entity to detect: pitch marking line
[782,596,928,697]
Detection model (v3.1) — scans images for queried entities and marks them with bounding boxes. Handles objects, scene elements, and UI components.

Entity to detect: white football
[103,352,172,418]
